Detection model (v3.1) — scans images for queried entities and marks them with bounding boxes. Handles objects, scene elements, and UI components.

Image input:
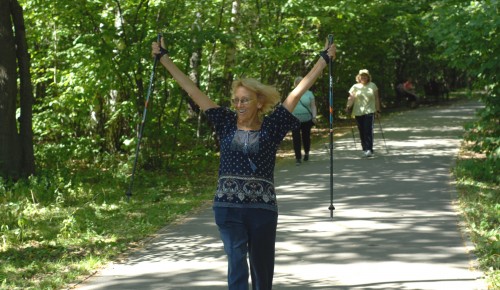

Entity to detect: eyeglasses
[231,98,255,105]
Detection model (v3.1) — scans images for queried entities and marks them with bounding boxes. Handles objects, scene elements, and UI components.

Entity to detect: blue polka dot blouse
[205,105,300,212]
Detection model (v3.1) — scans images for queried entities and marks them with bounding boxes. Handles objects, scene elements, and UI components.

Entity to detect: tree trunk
[189,10,203,138]
[12,0,35,176]
[0,0,35,179]
[0,0,21,178]
[222,0,240,98]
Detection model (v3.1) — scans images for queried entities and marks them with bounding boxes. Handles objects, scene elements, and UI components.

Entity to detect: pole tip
[329,205,335,219]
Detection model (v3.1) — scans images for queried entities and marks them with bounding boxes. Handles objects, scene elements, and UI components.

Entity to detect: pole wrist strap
[319,49,330,64]
[158,47,169,59]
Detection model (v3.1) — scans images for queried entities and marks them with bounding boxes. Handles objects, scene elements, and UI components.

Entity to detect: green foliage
[454,154,500,288]
[463,89,500,160]
[0,145,219,289]
[22,0,492,167]
[426,0,499,158]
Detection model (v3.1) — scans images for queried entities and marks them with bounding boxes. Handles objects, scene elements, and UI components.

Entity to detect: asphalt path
[74,99,487,290]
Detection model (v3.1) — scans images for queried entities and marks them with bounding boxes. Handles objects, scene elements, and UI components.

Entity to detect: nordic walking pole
[327,34,336,218]
[125,33,162,201]
[377,115,389,153]
[350,116,357,149]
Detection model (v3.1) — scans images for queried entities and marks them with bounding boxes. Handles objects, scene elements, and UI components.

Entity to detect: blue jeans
[214,207,278,290]
[355,113,375,152]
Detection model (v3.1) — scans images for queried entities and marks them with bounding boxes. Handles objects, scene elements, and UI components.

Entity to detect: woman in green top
[291,76,317,164]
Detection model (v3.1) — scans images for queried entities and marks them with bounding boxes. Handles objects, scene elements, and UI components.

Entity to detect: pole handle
[327,34,334,61]
[155,33,163,60]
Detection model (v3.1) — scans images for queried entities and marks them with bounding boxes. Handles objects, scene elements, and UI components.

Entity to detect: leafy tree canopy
[14,0,499,168]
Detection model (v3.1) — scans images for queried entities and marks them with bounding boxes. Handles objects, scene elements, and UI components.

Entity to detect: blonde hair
[231,78,281,115]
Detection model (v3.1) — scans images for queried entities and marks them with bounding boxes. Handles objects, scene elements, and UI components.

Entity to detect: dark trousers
[214,207,278,290]
[292,120,314,160]
[355,113,374,152]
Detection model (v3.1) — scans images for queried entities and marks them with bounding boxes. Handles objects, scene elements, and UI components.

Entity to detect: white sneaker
[364,150,373,158]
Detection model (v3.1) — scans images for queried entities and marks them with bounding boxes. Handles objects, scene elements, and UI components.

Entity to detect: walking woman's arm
[311,98,318,120]
[152,39,218,111]
[375,89,381,112]
[346,94,355,109]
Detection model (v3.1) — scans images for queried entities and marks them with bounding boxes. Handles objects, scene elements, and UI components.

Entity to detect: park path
[74,99,487,290]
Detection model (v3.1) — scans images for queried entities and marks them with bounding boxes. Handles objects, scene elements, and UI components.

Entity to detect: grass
[0,150,220,289]
[453,147,500,289]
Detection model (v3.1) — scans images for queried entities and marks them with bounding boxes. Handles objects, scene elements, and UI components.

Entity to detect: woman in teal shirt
[291,76,317,164]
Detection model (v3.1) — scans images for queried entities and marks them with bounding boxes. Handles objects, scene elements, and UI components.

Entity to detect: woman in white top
[346,69,381,158]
